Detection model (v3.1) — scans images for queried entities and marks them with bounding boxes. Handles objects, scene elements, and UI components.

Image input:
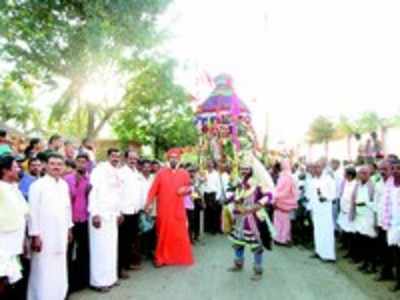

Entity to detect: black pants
[376,228,394,278]
[186,209,195,242]
[359,234,378,270]
[348,233,362,262]
[1,258,30,300]
[141,217,156,260]
[394,247,400,285]
[16,256,30,300]
[0,280,24,300]
[193,199,203,240]
[118,214,140,272]
[68,221,90,293]
[292,205,313,248]
[340,232,354,255]
[204,192,221,234]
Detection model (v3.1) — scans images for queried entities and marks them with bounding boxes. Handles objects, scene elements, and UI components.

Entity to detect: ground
[72,236,398,300]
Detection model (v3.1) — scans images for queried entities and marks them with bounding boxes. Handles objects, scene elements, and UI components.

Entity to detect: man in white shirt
[330,159,344,230]
[309,161,337,262]
[374,160,395,282]
[0,155,29,300]
[89,148,124,293]
[203,161,222,234]
[337,167,357,258]
[118,150,144,277]
[387,159,400,291]
[27,153,73,300]
[352,166,378,274]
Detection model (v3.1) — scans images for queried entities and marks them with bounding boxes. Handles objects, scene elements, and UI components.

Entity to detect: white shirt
[375,177,393,227]
[28,175,72,254]
[203,170,221,195]
[356,183,373,206]
[387,186,400,245]
[333,169,344,199]
[89,162,124,218]
[219,172,230,201]
[309,175,336,210]
[0,181,28,256]
[340,180,356,214]
[119,165,145,215]
[390,187,400,229]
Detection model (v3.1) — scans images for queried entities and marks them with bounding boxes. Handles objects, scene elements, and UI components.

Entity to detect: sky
[165,0,400,147]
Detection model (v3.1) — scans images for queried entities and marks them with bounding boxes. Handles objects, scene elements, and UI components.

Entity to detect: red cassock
[147,167,194,266]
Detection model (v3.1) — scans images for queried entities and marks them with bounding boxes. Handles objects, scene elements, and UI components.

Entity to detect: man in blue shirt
[18,157,42,200]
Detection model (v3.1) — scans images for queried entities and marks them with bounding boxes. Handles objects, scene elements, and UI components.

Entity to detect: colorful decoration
[195,74,259,177]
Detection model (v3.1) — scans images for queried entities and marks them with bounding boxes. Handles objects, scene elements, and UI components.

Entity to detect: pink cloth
[273,209,292,244]
[274,160,298,212]
[184,195,194,210]
[380,177,394,230]
[64,173,90,223]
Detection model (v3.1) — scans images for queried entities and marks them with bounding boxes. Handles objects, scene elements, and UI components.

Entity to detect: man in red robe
[144,148,194,267]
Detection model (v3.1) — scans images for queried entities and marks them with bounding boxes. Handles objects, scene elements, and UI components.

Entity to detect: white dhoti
[312,201,336,260]
[27,252,67,300]
[354,207,377,238]
[337,212,356,233]
[89,215,118,288]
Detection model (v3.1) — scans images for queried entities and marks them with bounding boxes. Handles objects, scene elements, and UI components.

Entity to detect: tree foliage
[0,0,172,137]
[308,116,336,144]
[355,111,383,134]
[0,74,40,129]
[112,58,198,159]
[336,115,356,138]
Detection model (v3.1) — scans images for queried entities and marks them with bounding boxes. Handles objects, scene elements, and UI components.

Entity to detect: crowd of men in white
[0,133,157,300]
[1,129,400,299]
[294,157,400,292]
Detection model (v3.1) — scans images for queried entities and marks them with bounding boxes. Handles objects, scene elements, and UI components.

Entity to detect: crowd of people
[284,155,400,293]
[0,130,166,300]
[1,126,400,299]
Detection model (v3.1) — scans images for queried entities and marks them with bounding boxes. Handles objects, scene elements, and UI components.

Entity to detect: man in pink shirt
[64,153,91,293]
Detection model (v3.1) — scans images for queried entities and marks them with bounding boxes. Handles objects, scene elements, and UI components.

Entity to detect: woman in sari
[273,160,298,246]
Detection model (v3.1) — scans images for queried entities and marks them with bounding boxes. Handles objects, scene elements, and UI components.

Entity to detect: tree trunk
[346,135,352,161]
[154,135,160,160]
[86,104,96,139]
[91,107,120,139]
[381,126,387,156]
[324,141,329,159]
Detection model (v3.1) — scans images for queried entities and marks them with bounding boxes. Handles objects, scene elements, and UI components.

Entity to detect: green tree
[0,74,41,132]
[336,115,356,160]
[308,116,336,157]
[113,58,198,159]
[355,112,383,134]
[0,0,172,138]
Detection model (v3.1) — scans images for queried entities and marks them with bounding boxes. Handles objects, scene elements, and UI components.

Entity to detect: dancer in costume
[227,153,275,281]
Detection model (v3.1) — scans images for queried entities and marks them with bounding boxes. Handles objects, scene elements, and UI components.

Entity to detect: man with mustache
[27,153,73,300]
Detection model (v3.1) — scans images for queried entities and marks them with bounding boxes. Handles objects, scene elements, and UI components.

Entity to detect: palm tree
[355,112,383,134]
[308,116,336,158]
[336,115,356,160]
